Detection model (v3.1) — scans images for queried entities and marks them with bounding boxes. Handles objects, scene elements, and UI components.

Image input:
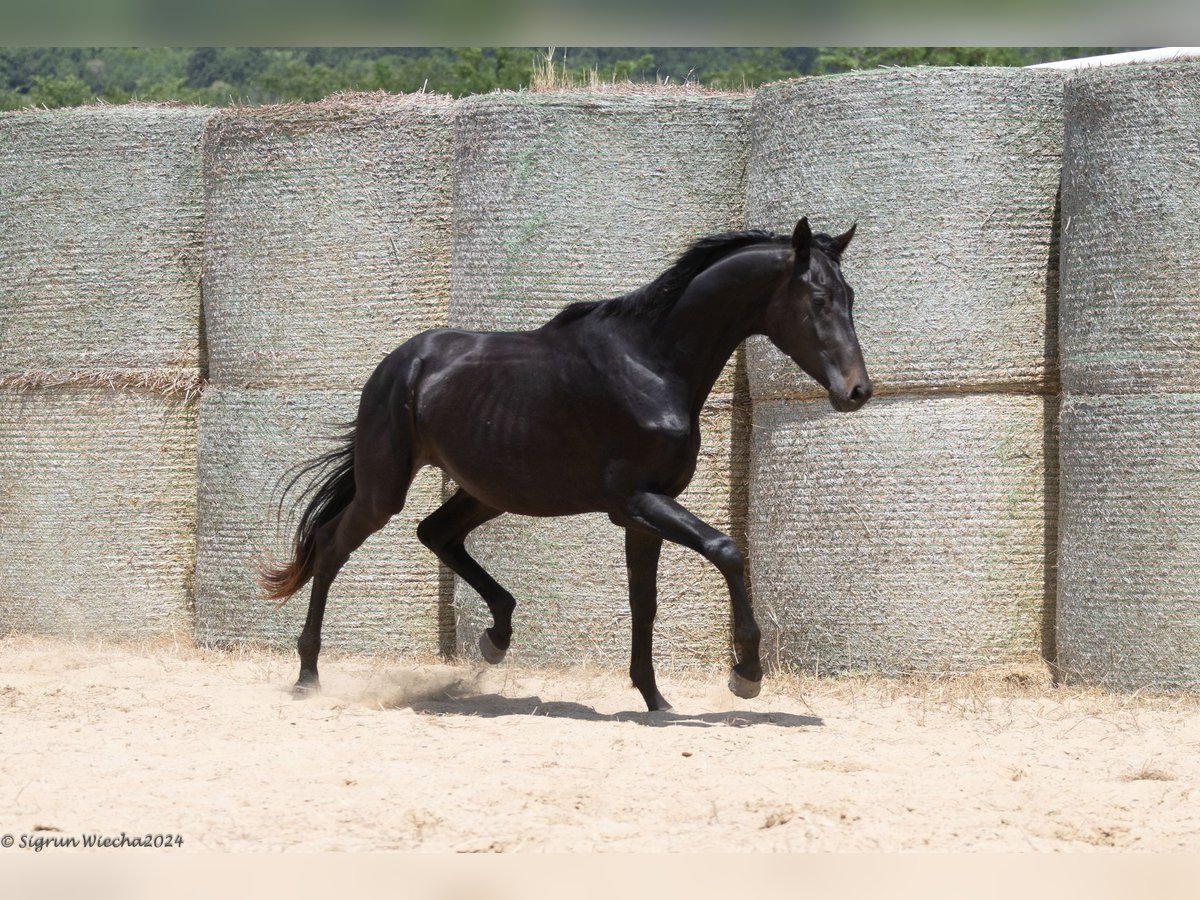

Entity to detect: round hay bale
[0,106,211,380]
[194,385,448,654]
[749,393,1055,674]
[202,93,455,389]
[0,385,198,640]
[453,401,749,668]
[451,88,751,396]
[1059,63,1200,395]
[1058,394,1200,690]
[745,68,1064,401]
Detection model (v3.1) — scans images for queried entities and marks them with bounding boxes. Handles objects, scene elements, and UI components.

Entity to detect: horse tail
[259,424,358,602]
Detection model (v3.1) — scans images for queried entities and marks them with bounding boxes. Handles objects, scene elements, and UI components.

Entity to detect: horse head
[764,217,872,412]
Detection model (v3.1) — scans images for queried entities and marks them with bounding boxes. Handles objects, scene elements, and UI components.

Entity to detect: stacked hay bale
[745,68,1063,674]
[1057,63,1200,690]
[451,88,752,668]
[195,93,455,655]
[0,105,210,640]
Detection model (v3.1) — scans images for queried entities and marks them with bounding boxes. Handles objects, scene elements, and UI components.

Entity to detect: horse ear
[830,222,857,258]
[792,217,812,270]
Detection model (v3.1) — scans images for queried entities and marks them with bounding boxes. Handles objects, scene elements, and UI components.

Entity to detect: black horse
[262,217,872,711]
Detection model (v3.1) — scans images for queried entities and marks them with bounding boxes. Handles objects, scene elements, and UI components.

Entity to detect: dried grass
[528,47,728,94]
[448,88,752,667]
[0,369,205,401]
[0,385,199,641]
[1056,64,1200,694]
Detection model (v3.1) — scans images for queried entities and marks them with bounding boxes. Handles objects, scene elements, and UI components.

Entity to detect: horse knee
[704,535,744,577]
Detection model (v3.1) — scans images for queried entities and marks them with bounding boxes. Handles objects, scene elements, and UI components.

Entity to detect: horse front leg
[619,492,762,700]
[625,528,670,711]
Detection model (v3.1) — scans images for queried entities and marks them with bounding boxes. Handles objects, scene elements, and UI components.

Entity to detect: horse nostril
[849,383,871,403]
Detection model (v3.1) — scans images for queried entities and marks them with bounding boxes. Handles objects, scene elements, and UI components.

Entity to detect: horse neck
[655,246,787,410]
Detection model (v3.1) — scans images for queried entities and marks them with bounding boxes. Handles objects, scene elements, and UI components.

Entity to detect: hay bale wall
[0,387,198,640]
[194,386,447,653]
[10,72,1199,690]
[196,94,455,655]
[744,68,1063,675]
[0,107,211,380]
[451,90,752,666]
[0,106,210,640]
[202,94,455,389]
[1057,64,1200,690]
[750,395,1054,673]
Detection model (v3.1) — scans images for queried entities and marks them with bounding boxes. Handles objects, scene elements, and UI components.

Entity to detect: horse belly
[416,362,614,516]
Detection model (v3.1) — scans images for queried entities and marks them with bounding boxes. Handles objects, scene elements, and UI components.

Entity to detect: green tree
[447,48,533,96]
[257,54,351,102]
[0,47,1144,109]
[27,74,93,108]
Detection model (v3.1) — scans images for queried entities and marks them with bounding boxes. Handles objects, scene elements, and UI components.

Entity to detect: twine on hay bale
[1058,396,1200,691]
[0,385,199,640]
[1059,63,1200,395]
[454,400,749,667]
[745,67,1064,401]
[0,105,211,379]
[202,92,456,390]
[749,393,1055,675]
[194,385,448,654]
[0,369,205,402]
[449,89,753,666]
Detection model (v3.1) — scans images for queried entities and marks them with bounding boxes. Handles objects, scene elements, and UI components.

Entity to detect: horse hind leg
[416,489,512,664]
[295,494,401,695]
[295,405,417,695]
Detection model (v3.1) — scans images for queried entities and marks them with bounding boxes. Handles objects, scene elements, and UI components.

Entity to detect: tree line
[0,47,1134,110]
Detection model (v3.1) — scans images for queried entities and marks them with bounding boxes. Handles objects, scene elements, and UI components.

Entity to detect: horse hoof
[479,631,507,665]
[728,670,761,700]
[292,679,320,699]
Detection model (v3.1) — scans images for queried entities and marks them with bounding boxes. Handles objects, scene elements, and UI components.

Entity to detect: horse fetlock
[733,629,761,662]
[646,691,673,713]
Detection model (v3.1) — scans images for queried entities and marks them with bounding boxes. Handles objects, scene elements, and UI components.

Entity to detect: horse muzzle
[829,378,873,412]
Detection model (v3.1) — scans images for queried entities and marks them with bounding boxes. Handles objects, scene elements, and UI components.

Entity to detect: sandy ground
[1,634,1198,853]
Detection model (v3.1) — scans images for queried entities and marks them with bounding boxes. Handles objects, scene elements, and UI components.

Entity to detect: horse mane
[545,229,795,327]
